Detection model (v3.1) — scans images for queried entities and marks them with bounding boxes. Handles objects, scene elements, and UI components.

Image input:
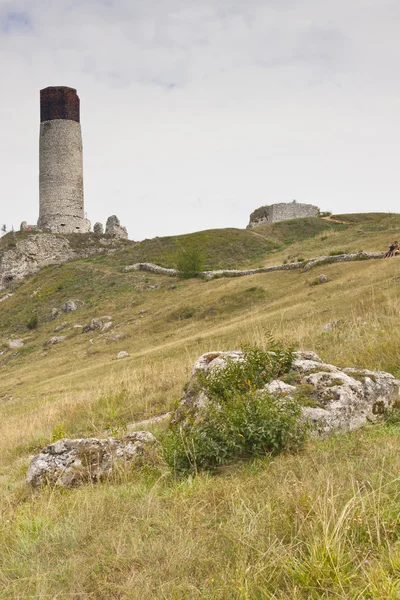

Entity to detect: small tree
[176,247,205,279]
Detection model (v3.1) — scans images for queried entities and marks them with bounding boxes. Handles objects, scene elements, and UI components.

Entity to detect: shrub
[297,257,305,263]
[26,314,38,330]
[176,248,204,279]
[164,392,306,474]
[164,338,307,474]
[329,249,347,256]
[197,343,294,401]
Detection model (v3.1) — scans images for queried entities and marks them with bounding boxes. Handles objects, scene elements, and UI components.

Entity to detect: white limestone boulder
[172,350,400,437]
[27,431,158,488]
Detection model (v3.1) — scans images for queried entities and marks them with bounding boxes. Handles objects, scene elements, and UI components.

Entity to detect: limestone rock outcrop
[93,222,104,235]
[105,215,128,239]
[172,351,400,437]
[27,431,158,487]
[0,232,130,291]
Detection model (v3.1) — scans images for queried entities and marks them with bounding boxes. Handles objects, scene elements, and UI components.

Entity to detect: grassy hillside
[1,213,400,598]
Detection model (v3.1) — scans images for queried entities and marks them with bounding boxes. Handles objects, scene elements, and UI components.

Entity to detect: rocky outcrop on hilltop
[172,350,400,437]
[0,232,131,290]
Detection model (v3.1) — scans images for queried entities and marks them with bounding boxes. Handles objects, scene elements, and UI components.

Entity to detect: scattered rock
[82,318,103,333]
[26,431,158,488]
[102,321,113,332]
[0,293,13,303]
[82,317,112,333]
[73,324,83,329]
[45,336,66,346]
[51,308,59,318]
[54,322,68,333]
[8,339,24,349]
[117,351,129,359]
[93,222,104,235]
[62,300,78,313]
[172,350,400,437]
[322,321,339,332]
[316,274,329,284]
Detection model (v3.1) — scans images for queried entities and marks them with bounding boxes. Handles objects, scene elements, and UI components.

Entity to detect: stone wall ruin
[248,202,319,228]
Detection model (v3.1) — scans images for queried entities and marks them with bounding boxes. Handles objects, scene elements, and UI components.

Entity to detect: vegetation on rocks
[164,341,306,474]
[2,213,400,597]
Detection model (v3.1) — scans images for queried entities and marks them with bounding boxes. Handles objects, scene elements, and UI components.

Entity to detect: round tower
[38,86,91,233]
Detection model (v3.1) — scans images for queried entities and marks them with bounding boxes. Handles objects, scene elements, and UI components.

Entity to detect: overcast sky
[1,0,399,240]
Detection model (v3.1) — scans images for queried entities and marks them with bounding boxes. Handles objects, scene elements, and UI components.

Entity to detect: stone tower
[38,86,91,233]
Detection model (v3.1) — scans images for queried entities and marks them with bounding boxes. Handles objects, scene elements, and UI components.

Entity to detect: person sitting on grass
[384,241,399,258]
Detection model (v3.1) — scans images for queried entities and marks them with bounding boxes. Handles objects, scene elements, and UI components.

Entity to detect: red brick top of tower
[40,87,80,123]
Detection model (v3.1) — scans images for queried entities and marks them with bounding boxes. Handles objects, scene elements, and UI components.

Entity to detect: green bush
[26,314,38,330]
[164,392,306,474]
[164,339,307,474]
[329,249,347,256]
[198,343,294,401]
[176,248,205,279]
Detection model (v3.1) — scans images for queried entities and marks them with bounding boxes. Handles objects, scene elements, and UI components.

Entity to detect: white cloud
[0,0,400,239]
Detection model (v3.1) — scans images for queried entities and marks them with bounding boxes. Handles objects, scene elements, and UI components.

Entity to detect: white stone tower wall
[39,120,90,233]
[38,86,90,234]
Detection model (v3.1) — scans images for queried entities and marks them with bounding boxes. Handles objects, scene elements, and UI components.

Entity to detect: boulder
[54,322,68,333]
[172,350,400,437]
[117,351,129,359]
[51,307,59,318]
[8,339,24,349]
[45,336,66,346]
[82,317,112,333]
[316,274,329,284]
[62,300,78,313]
[26,431,158,488]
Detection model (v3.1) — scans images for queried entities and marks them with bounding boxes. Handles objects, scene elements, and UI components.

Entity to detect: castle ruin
[247,202,319,228]
[38,87,91,234]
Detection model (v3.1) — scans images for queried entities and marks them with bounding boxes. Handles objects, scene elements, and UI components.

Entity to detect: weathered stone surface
[316,274,329,284]
[93,222,104,235]
[105,215,128,239]
[82,317,111,333]
[54,322,68,333]
[51,307,59,318]
[172,350,400,437]
[8,339,24,349]
[0,233,129,291]
[62,300,78,313]
[26,432,158,488]
[45,336,66,346]
[117,351,129,359]
[248,203,319,228]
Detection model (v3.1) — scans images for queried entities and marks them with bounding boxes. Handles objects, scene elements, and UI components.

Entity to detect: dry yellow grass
[1,217,400,598]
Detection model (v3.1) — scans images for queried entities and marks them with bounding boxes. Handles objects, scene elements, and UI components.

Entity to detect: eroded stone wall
[248,202,319,228]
